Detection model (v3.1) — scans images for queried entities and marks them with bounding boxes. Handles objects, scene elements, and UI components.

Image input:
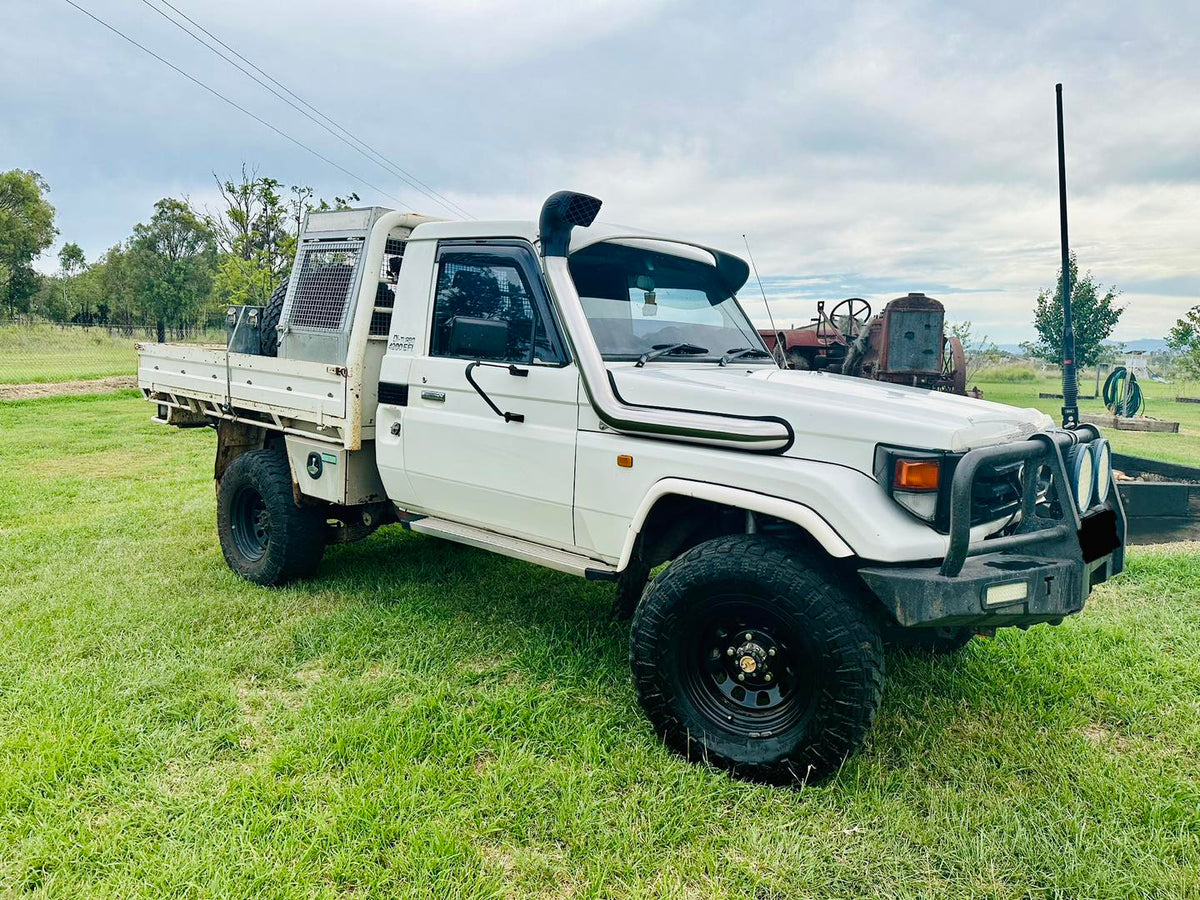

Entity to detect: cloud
[3,0,1197,341]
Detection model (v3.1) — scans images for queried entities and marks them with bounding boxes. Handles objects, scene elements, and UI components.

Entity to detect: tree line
[0,166,357,341]
[4,164,1198,370]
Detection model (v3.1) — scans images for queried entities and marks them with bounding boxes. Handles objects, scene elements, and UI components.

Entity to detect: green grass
[974,372,1200,468]
[0,324,140,384]
[1,392,1198,897]
[0,325,223,384]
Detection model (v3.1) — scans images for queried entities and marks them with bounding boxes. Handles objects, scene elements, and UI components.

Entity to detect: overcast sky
[3,0,1197,342]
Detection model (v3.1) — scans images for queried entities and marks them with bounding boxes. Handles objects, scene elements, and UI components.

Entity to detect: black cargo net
[286,241,362,331]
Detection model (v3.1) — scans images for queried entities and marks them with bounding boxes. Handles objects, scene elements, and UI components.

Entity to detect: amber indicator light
[894,458,940,491]
[617,455,634,468]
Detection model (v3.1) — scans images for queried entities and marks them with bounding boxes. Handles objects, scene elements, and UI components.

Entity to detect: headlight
[1069,444,1095,513]
[1091,439,1112,504]
[890,456,941,522]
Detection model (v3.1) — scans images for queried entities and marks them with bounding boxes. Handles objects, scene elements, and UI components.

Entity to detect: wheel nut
[737,673,745,682]
[727,647,735,656]
[745,633,753,641]
[768,648,776,657]
[764,673,772,682]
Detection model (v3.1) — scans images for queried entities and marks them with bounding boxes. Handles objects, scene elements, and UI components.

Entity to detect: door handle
[421,390,446,402]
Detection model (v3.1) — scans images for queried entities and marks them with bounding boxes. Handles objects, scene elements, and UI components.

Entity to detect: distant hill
[993,338,1170,356]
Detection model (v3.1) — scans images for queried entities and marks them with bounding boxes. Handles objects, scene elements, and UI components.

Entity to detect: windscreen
[568,241,767,361]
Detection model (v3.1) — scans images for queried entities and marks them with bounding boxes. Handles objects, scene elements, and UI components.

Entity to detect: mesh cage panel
[286,241,363,332]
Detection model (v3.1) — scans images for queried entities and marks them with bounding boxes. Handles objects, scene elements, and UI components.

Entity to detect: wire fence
[0,321,223,388]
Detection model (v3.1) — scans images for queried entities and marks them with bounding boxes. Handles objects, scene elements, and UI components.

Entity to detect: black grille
[378,382,408,406]
[970,461,1023,525]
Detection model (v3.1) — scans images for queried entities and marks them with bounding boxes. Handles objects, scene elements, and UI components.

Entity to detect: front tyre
[217,449,325,586]
[630,535,884,784]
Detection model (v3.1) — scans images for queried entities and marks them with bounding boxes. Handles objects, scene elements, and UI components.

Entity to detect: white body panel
[139,210,1055,575]
[139,343,348,428]
[402,356,580,548]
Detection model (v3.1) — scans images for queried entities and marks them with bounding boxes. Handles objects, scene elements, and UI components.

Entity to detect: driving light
[1069,444,1095,513]
[985,581,1028,607]
[1091,439,1112,504]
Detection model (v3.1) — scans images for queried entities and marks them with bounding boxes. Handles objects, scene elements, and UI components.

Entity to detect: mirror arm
[464,361,526,423]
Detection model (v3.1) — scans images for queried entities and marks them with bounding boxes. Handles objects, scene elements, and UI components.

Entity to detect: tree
[129,199,217,341]
[57,242,87,321]
[0,169,57,317]
[948,320,1001,381]
[1166,304,1200,378]
[1022,253,1124,367]
[200,165,359,311]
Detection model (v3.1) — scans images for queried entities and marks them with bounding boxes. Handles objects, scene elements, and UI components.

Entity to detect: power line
[139,0,473,220]
[61,0,412,210]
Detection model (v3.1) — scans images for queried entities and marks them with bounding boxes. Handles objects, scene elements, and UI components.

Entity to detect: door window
[430,251,561,364]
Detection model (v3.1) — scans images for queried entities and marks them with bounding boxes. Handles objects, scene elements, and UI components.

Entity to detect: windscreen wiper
[719,347,773,367]
[635,343,709,367]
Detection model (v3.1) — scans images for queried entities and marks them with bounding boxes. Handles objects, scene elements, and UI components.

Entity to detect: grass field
[973,372,1200,467]
[0,325,222,385]
[1,391,1198,898]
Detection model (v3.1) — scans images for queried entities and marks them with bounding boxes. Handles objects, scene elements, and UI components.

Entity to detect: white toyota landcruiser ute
[138,191,1125,783]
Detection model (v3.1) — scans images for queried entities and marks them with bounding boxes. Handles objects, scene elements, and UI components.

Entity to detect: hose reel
[1102,366,1144,417]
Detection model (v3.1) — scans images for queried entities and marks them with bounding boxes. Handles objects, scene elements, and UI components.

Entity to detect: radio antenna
[1056,83,1079,427]
[743,234,784,368]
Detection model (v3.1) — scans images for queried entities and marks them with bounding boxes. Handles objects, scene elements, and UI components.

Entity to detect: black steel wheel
[630,535,884,784]
[217,449,325,586]
[230,485,271,562]
[685,605,818,736]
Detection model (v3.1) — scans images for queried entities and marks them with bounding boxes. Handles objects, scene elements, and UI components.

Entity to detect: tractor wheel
[786,349,811,370]
[629,534,884,784]
[938,335,967,395]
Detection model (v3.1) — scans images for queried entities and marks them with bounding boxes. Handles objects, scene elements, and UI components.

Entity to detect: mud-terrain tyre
[258,280,287,357]
[630,534,884,784]
[217,449,325,586]
[884,625,975,655]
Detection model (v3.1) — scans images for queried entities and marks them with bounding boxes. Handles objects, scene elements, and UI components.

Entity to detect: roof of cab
[405,219,751,291]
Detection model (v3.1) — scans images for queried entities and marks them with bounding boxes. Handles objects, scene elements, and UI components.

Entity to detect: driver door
[402,243,580,549]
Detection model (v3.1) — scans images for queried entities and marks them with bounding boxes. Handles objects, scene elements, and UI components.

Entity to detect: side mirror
[448,316,509,359]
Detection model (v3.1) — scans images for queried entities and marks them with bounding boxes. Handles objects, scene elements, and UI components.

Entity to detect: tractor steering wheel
[829,297,872,339]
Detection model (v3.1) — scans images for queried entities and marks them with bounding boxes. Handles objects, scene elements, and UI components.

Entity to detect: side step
[405,516,618,579]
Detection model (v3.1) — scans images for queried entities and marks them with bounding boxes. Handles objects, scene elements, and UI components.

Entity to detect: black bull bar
[860,426,1127,629]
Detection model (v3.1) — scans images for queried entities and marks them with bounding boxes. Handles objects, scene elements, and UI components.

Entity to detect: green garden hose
[1102,366,1144,417]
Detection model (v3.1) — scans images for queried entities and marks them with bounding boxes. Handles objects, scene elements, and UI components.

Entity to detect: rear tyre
[258,280,287,357]
[217,449,325,586]
[630,535,884,784]
[884,625,975,655]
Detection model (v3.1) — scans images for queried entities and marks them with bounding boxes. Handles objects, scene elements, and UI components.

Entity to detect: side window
[429,251,559,363]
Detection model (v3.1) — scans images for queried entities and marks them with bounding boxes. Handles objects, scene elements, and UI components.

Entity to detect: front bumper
[859,427,1126,629]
